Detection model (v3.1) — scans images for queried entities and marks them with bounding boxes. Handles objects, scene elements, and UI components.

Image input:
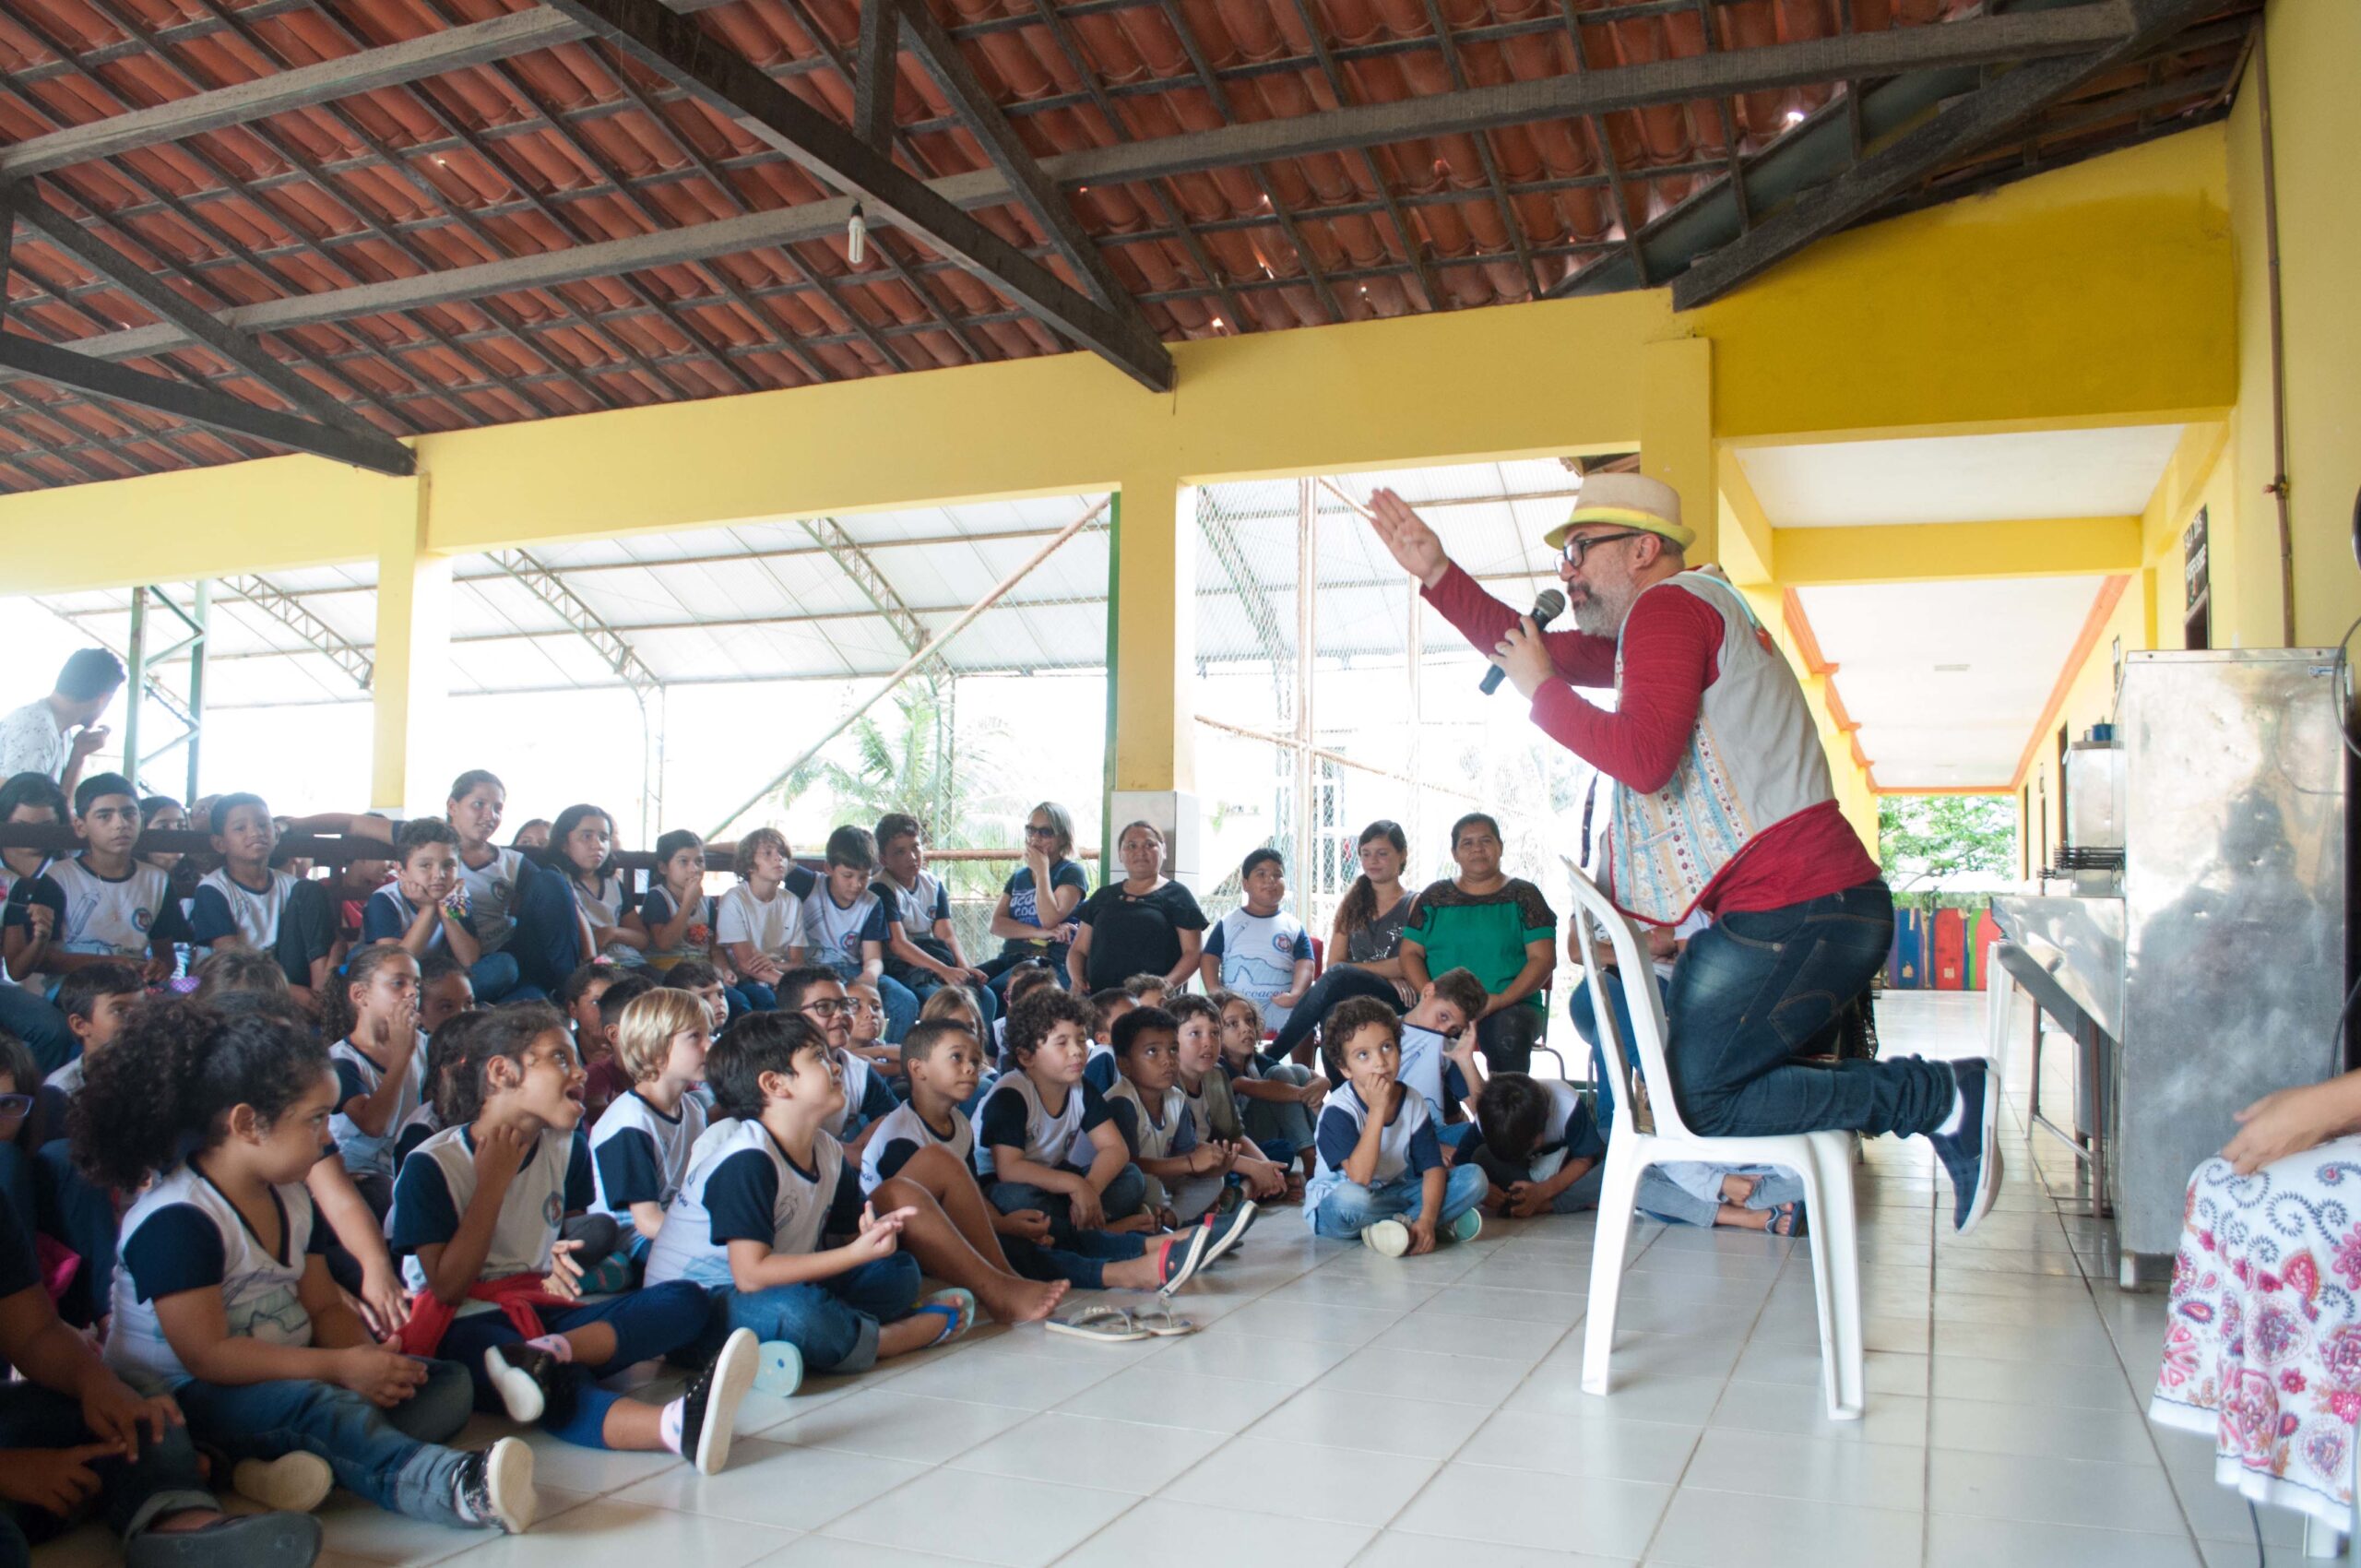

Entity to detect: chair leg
[1580,1141,1648,1399]
[1788,1150,1840,1419]
[1810,1132,1866,1420]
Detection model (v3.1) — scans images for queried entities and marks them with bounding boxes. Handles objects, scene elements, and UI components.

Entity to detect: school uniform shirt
[971,1071,1112,1180]
[189,866,303,951]
[1304,1082,1443,1217]
[43,1052,85,1099]
[394,1102,443,1169]
[1394,1024,1472,1123]
[1103,1075,1199,1165]
[388,1124,592,1293]
[1082,1041,1119,1094]
[18,856,189,959]
[1456,1079,1606,1183]
[455,847,531,953]
[359,885,476,956]
[589,1089,709,1219]
[644,1120,862,1289]
[860,1099,976,1193]
[821,1049,898,1140]
[571,873,645,966]
[876,871,957,979]
[798,884,890,971]
[329,1035,428,1181]
[1204,908,1313,1017]
[108,1163,325,1393]
[715,883,804,962]
[636,885,718,970]
[1,866,66,986]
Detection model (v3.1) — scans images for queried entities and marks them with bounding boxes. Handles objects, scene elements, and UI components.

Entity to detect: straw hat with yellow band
[1541,472,1695,553]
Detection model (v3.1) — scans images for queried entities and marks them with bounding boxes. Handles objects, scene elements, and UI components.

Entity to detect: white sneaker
[1361,1219,1411,1257]
[233,1453,332,1513]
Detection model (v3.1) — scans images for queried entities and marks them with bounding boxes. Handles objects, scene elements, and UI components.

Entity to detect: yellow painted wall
[2225,0,2361,651]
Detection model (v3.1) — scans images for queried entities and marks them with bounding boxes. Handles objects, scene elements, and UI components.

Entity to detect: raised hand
[1368,489,1451,588]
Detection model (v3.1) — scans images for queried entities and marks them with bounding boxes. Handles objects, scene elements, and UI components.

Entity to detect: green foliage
[1879,795,2017,905]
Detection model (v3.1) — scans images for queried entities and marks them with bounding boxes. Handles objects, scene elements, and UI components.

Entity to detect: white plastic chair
[1567,867,1866,1420]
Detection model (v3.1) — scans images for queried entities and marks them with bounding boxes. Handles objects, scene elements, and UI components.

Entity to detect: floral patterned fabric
[2151,1141,2361,1532]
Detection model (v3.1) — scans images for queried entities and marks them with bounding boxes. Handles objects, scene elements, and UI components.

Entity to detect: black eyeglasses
[1023,825,1057,838]
[1559,529,1651,568]
[0,1094,30,1118]
[801,998,852,1018]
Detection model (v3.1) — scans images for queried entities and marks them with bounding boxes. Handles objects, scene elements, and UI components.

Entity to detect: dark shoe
[1930,1058,2003,1235]
[483,1343,556,1425]
[1195,1202,1255,1268]
[682,1327,761,1476]
[1154,1225,1215,1294]
[125,1512,323,1568]
[453,1435,537,1534]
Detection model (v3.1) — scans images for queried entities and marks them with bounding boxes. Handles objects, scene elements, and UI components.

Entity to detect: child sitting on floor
[660,958,730,1034]
[718,829,804,1012]
[636,830,717,974]
[547,805,645,968]
[799,828,916,1043]
[386,1002,758,1475]
[1214,991,1324,1175]
[1084,988,1132,1092]
[360,819,482,978]
[43,957,143,1099]
[587,988,711,1253]
[774,968,897,1156]
[994,962,1058,1064]
[1105,1006,1232,1227]
[643,1012,979,1395]
[394,1010,485,1169]
[321,944,426,1219]
[77,996,536,1540]
[973,988,1152,1243]
[1169,994,1291,1204]
[1305,997,1488,1256]
[919,984,996,1113]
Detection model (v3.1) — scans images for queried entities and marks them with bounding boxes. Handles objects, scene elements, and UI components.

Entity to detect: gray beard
[1570,585,1632,636]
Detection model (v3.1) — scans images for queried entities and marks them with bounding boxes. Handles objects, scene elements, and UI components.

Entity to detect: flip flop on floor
[914,1288,977,1348]
[1130,1304,1198,1337]
[1045,1304,1152,1343]
[1766,1202,1808,1238]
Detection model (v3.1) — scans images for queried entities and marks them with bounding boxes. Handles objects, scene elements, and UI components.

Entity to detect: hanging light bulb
[847,202,868,266]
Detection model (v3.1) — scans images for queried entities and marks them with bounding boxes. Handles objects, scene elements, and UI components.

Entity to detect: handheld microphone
[1478,588,1567,695]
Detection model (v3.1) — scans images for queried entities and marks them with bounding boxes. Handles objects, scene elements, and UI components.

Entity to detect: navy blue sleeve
[1203,921,1227,958]
[931,884,951,924]
[301,1191,330,1254]
[360,893,407,944]
[784,865,818,901]
[1443,1060,1469,1106]
[1406,1119,1443,1176]
[871,1137,922,1185]
[1562,1098,1608,1163]
[120,1204,228,1301]
[388,1157,462,1253]
[1083,1053,1118,1093]
[394,1121,433,1167]
[858,900,891,944]
[858,1071,896,1123]
[977,1085,1029,1155]
[0,1193,38,1299]
[333,1059,371,1112]
[1106,1098,1143,1158]
[1052,861,1088,897]
[637,886,676,924]
[1289,925,1314,961]
[1075,1080,1113,1134]
[564,1133,595,1214]
[2,876,65,932]
[595,1130,664,1208]
[825,1164,864,1237]
[703,1150,781,1247]
[1313,1105,1360,1172]
[1169,1104,1199,1156]
[187,885,238,945]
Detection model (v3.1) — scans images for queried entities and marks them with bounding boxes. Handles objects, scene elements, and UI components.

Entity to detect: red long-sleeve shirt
[1422,563,1877,917]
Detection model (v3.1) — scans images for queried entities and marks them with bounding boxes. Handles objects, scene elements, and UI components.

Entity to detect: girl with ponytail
[73,998,539,1538]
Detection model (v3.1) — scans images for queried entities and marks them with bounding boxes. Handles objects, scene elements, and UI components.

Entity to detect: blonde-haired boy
[588,986,715,1246]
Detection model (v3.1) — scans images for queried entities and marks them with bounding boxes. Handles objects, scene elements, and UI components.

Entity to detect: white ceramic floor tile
[948,1411,1226,1492]
[1053,1364,1299,1432]
[1311,1345,1532,1408]
[611,1440,927,1529]
[1246,1384,1492,1459]
[1157,1434,1440,1526]
[1928,1394,2161,1464]
[1352,1535,1633,1568]
[1925,1512,2203,1568]
[1685,1426,1928,1510]
[764,1388,1033,1464]
[1927,1351,2141,1410]
[819,1469,1134,1567]
[1140,1327,1357,1385]
[1453,1408,1702,1485]
[1927,1447,2180,1533]
[1391,1464,1669,1558]
[1055,1496,1374,1567]
[1645,1490,1925,1568]
[315,1484,595,1566]
[433,1500,797,1568]
[1709,1377,1930,1447]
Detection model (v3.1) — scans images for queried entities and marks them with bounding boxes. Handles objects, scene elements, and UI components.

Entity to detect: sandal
[913,1288,976,1348]
[1154,1226,1215,1294]
[1130,1305,1198,1337]
[1766,1202,1808,1238]
[1045,1305,1152,1343]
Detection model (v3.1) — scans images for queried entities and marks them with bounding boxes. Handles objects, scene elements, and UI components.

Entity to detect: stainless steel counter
[1988,894,2123,1041]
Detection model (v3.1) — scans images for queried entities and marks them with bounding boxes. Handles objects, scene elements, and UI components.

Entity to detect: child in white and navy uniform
[79,995,538,1539]
[973,988,1151,1249]
[321,944,427,1218]
[386,1002,756,1472]
[799,828,916,1041]
[647,1012,971,1397]
[1305,998,1487,1255]
[1201,849,1315,1033]
[587,988,710,1253]
[444,769,580,1003]
[5,773,190,988]
[184,794,336,1005]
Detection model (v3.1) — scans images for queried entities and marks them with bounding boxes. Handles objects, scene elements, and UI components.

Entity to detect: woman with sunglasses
[1364,473,2001,1240]
[981,802,1090,996]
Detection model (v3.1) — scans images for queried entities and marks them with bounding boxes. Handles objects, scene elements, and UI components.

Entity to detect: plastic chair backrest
[1563,865,1688,1142]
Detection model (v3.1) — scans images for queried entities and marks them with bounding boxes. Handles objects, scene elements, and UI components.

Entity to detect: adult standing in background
[1364,472,2001,1235]
[1068,820,1205,993]
[1397,813,1556,1074]
[0,649,125,805]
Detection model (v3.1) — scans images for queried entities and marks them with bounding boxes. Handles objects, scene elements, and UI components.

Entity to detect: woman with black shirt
[1067,821,1207,992]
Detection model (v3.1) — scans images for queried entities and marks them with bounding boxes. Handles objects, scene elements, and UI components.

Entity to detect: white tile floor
[35,991,2306,1567]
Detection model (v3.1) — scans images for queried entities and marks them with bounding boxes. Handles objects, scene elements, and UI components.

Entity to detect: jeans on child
[504,868,587,999]
[0,1381,217,1565]
[172,1360,478,1527]
[736,983,777,1014]
[1637,1164,1808,1229]
[988,1167,1150,1253]
[1242,1064,1317,1158]
[440,1280,709,1448]
[1309,1164,1489,1241]
[466,950,524,1005]
[711,1253,920,1373]
[1270,966,1401,1062]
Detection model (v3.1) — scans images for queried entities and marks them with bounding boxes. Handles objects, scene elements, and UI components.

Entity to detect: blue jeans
[1667,881,1951,1138]
[0,986,71,1075]
[503,867,586,998]
[439,1281,708,1448]
[988,1168,1149,1254]
[173,1360,476,1526]
[1274,966,1401,1062]
[1309,1164,1488,1241]
[465,950,529,1005]
[734,982,776,1014]
[0,1381,216,1565]
[707,1254,920,1373]
[1242,1065,1317,1156]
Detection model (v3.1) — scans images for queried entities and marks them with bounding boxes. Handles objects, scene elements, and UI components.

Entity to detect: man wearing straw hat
[1365,475,2001,1235]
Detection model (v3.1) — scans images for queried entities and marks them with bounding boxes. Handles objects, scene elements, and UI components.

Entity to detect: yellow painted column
[1107,469,1203,878]
[1643,337,1714,564]
[371,474,451,814]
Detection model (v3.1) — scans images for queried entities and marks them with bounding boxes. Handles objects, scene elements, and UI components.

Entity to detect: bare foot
[1712,1202,1773,1230]
[984,1275,1069,1324]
